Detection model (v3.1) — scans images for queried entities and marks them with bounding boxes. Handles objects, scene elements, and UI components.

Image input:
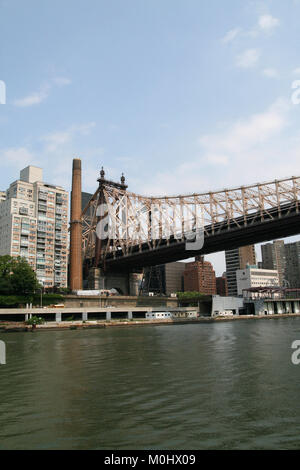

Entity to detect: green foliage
[0,256,40,297]
[26,316,45,326]
[33,293,64,306]
[0,293,64,308]
[57,287,71,295]
[0,295,29,307]
[177,291,208,300]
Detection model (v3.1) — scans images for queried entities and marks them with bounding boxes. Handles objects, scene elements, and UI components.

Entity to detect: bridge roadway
[101,201,300,272]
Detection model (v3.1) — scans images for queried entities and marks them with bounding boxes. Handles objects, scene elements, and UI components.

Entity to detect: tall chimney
[70,158,83,291]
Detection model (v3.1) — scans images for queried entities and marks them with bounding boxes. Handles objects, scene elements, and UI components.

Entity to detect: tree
[10,257,40,295]
[0,256,40,296]
[0,255,16,294]
[176,291,208,300]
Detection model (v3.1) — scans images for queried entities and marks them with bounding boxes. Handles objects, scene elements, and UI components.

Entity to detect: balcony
[19,207,28,215]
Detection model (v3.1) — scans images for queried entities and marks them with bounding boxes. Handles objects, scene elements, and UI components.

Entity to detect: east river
[1,318,300,450]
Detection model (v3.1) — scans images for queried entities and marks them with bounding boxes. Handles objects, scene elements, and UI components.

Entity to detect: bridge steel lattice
[81,172,300,272]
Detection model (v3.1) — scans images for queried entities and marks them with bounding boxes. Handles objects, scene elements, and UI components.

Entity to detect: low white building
[146,312,172,320]
[145,308,198,320]
[211,295,244,316]
[236,267,279,297]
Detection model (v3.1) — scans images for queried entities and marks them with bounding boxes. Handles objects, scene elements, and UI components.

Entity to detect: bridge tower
[95,167,127,266]
[86,167,143,295]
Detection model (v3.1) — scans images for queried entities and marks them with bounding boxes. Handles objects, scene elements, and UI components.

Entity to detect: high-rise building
[284,242,300,288]
[164,262,186,294]
[143,262,186,295]
[0,166,68,288]
[261,240,286,286]
[225,245,256,296]
[216,276,228,296]
[184,256,216,295]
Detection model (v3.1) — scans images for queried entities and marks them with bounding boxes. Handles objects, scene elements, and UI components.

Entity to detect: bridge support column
[106,311,111,321]
[286,301,292,313]
[129,273,143,296]
[82,312,88,322]
[88,267,103,290]
[254,300,265,316]
[56,312,62,322]
[87,267,131,294]
[267,303,274,315]
[128,311,133,320]
[277,302,283,314]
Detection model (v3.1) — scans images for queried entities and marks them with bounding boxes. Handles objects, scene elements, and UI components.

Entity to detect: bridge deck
[99,202,300,271]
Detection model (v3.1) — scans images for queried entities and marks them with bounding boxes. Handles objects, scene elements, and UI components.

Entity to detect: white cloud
[52,77,72,87]
[0,147,36,167]
[262,68,279,78]
[138,98,291,197]
[198,99,288,155]
[13,77,71,108]
[13,86,50,107]
[41,122,96,152]
[258,14,280,32]
[236,49,260,68]
[221,28,242,44]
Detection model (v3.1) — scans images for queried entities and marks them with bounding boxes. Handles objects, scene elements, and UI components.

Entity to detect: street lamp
[38,287,43,308]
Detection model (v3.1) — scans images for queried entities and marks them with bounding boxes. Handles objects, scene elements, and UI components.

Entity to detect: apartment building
[284,242,300,288]
[184,256,217,295]
[216,275,228,296]
[225,245,256,296]
[261,240,286,286]
[0,166,68,288]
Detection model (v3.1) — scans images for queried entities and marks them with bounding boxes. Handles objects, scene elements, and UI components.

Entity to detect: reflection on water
[1,318,300,449]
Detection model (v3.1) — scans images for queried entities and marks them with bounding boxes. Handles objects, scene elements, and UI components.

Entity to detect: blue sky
[1,0,300,274]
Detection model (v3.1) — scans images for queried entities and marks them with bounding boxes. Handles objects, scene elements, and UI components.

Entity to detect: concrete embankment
[1,313,300,332]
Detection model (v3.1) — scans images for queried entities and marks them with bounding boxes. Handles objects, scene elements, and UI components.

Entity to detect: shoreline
[1,312,300,332]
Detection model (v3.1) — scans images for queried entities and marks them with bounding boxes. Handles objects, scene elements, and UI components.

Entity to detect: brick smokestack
[70,158,83,291]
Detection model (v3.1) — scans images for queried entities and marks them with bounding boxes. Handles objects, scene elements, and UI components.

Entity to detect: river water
[1,318,300,450]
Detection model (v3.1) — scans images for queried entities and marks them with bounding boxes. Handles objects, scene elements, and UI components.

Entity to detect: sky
[1,0,300,274]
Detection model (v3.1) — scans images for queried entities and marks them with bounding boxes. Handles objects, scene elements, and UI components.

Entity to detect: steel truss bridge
[81,172,300,272]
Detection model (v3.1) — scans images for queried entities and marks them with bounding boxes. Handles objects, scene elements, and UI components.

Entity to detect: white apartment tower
[0,166,68,288]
